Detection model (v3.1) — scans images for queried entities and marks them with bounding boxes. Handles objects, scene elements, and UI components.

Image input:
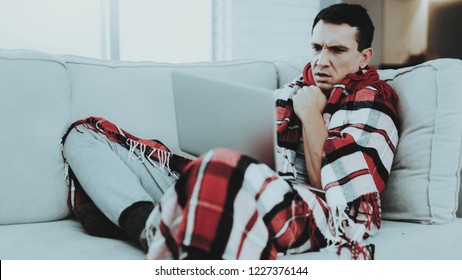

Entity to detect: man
[62,3,399,260]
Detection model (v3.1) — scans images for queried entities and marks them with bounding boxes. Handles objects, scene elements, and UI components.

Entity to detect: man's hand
[292,85,328,190]
[293,85,327,120]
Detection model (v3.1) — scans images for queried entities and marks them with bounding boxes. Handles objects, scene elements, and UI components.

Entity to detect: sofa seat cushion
[2,218,461,260]
[368,219,462,259]
[0,219,145,260]
[280,218,462,260]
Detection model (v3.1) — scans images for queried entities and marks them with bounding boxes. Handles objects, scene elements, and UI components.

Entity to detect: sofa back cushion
[62,56,278,157]
[0,50,71,224]
[379,59,462,224]
[272,56,309,87]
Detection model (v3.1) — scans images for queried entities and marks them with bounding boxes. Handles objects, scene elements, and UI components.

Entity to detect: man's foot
[119,201,154,251]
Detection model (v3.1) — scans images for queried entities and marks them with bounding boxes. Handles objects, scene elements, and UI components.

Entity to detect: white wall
[213,0,321,61]
[213,0,384,65]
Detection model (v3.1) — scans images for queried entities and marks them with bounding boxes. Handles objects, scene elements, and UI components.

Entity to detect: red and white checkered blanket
[63,63,399,259]
[145,63,399,259]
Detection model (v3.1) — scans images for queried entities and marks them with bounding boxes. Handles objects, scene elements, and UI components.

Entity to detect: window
[118,0,212,62]
[0,0,212,62]
[0,0,101,58]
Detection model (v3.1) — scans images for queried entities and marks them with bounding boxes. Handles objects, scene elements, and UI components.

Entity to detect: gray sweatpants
[62,125,177,227]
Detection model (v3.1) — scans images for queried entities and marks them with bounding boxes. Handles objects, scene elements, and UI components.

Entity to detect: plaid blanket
[146,148,331,260]
[144,63,399,260]
[62,63,399,259]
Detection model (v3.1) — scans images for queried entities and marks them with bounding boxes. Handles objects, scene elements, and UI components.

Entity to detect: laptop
[171,70,277,170]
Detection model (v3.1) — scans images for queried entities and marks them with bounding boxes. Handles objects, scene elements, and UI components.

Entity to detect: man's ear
[360,48,373,68]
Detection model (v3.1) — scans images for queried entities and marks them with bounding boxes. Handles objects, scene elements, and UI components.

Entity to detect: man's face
[310,20,372,93]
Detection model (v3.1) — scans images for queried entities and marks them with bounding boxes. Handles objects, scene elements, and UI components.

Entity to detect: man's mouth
[314,72,331,81]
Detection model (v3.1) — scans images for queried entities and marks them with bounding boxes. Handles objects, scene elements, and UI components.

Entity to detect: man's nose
[316,49,330,67]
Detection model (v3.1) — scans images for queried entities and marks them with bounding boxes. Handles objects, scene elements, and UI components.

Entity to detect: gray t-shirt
[293,137,310,185]
[292,137,326,199]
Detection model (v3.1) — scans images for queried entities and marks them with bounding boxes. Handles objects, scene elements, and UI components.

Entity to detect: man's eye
[312,45,322,52]
[332,48,345,54]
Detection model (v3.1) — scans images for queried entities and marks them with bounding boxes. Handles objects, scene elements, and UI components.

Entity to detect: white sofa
[1,49,461,260]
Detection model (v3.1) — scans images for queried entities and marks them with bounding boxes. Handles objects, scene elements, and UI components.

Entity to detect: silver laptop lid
[171,70,277,170]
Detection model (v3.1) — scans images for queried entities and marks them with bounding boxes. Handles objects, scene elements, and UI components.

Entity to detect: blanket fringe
[350,192,382,231]
[63,117,188,179]
[320,192,381,260]
[337,239,375,260]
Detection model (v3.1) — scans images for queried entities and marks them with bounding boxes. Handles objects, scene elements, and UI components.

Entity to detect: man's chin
[315,82,333,93]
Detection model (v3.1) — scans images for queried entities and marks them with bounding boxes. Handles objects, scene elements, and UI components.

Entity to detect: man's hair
[312,3,374,51]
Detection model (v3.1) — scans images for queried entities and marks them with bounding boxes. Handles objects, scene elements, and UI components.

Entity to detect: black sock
[183,247,223,260]
[75,201,129,240]
[119,201,154,251]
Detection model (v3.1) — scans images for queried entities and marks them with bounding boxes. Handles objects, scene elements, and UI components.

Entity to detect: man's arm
[293,85,328,190]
